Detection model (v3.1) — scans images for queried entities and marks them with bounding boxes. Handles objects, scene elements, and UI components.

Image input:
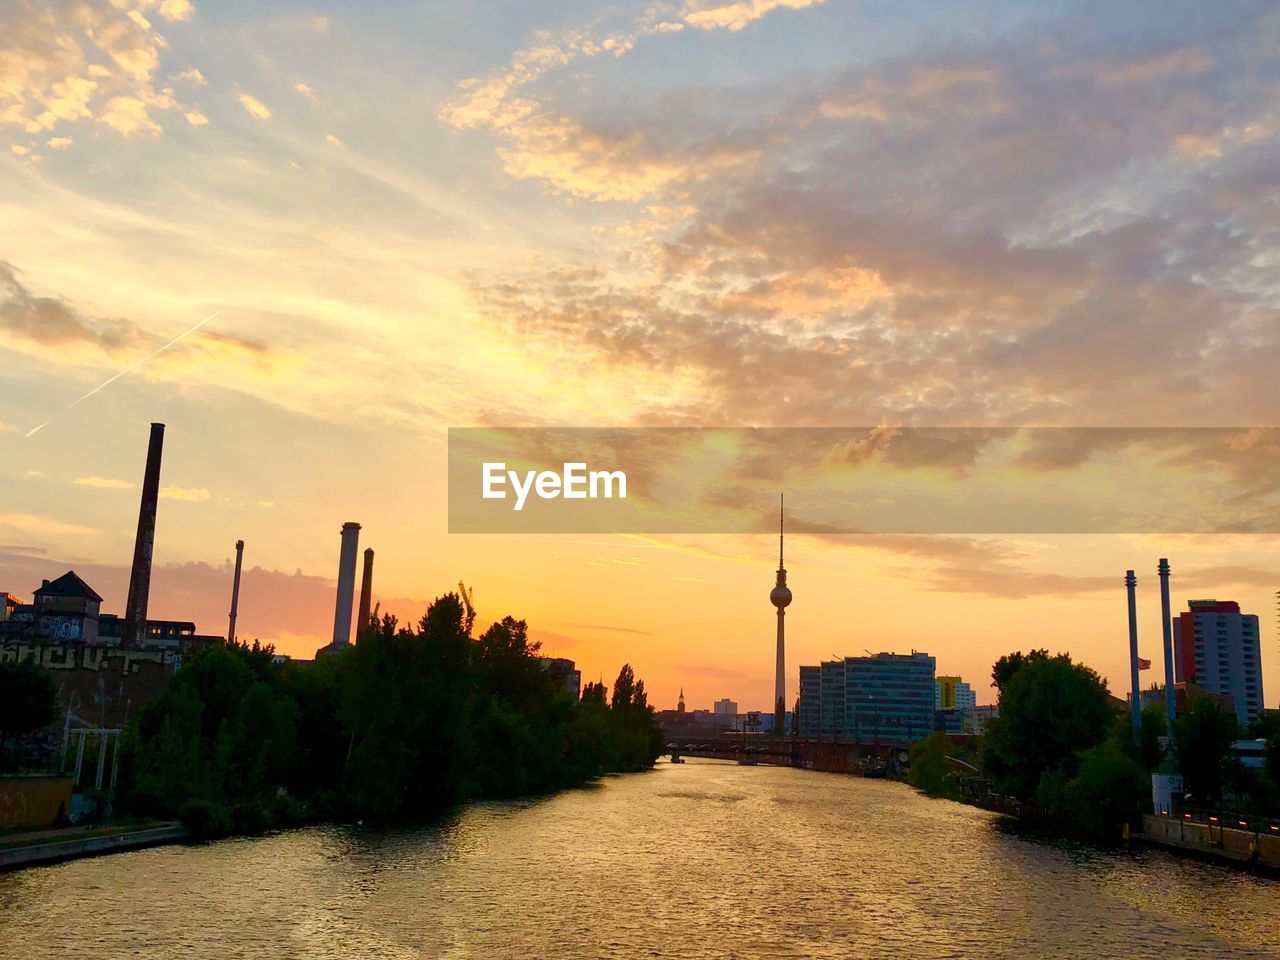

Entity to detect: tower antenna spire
[779,493,784,568]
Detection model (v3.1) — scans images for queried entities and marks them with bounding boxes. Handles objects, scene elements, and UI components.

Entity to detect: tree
[1058,739,1149,837]
[982,652,1113,800]
[0,660,58,762]
[1173,697,1239,806]
[1137,702,1167,771]
[122,594,665,836]
[908,732,959,799]
[991,649,1049,695]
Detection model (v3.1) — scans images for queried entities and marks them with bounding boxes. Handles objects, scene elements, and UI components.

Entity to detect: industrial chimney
[123,422,164,648]
[228,539,244,643]
[357,547,374,637]
[332,522,361,647]
[1125,570,1141,745]
[1158,557,1176,740]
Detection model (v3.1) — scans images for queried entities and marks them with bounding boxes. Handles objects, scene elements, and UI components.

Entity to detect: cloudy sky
[2,0,1278,710]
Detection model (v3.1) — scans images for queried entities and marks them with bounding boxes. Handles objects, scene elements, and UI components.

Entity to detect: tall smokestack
[1125,570,1141,746]
[332,522,361,647]
[1158,558,1176,741]
[357,547,374,637]
[228,539,244,644]
[123,422,164,648]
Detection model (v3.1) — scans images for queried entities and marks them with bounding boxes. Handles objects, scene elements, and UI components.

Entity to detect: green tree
[1137,702,1167,771]
[0,660,58,760]
[1058,739,1149,837]
[1173,698,1239,806]
[982,653,1113,800]
[122,592,665,836]
[990,649,1049,695]
[908,732,959,799]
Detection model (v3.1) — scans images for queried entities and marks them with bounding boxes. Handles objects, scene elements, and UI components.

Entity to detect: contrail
[26,310,219,438]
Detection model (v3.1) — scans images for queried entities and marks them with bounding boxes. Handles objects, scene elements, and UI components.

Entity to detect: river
[1,759,1277,959]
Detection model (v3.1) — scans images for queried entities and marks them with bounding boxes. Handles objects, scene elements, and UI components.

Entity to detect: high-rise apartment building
[935,675,977,709]
[1172,599,1264,727]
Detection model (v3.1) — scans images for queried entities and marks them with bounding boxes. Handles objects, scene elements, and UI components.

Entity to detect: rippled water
[1,760,1278,959]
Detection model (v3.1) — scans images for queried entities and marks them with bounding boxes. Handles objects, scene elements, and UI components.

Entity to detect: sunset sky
[2,0,1278,712]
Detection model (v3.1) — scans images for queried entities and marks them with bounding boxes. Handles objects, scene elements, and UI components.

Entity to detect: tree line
[910,649,1280,838]
[120,593,664,837]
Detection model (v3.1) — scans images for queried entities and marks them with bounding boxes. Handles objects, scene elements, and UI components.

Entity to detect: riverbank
[0,822,187,871]
[1138,813,1280,871]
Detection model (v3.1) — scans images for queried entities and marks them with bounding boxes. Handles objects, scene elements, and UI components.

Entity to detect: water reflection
[1,760,1276,959]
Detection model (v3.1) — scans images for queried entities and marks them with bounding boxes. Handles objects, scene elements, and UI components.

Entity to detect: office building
[797,651,936,744]
[713,698,738,716]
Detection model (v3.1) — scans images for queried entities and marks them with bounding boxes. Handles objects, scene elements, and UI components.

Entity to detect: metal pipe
[228,539,244,643]
[1158,558,1177,741]
[95,731,108,790]
[123,422,165,648]
[1126,570,1141,745]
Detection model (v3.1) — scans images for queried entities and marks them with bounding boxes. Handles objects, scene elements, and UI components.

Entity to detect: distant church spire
[678,687,686,713]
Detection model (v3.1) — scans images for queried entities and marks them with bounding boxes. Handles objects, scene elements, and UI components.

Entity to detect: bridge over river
[667,735,916,775]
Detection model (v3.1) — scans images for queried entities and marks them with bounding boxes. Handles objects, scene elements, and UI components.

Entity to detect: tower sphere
[771,584,792,608]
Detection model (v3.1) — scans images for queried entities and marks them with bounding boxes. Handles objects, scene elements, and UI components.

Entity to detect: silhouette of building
[540,657,582,700]
[25,572,102,643]
[797,652,936,744]
[713,698,738,716]
[0,570,222,654]
[0,570,223,729]
[1172,599,1264,726]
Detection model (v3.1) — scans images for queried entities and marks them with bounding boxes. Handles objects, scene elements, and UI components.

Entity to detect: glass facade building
[797,652,936,744]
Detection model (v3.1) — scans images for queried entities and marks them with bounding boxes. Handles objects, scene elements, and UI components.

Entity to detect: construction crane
[458,581,476,633]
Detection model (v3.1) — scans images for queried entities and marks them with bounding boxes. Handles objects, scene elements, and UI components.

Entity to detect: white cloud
[236,92,271,119]
[97,95,161,136]
[295,82,316,102]
[324,133,343,147]
[74,475,135,490]
[160,484,211,501]
[157,0,196,23]
[0,2,203,138]
[0,512,99,536]
[174,67,206,87]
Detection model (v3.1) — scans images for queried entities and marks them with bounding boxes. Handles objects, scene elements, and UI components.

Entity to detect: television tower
[770,494,792,735]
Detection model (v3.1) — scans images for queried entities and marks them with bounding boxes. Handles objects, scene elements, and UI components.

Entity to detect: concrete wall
[0,776,73,829]
[0,824,187,871]
[1143,814,1280,869]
